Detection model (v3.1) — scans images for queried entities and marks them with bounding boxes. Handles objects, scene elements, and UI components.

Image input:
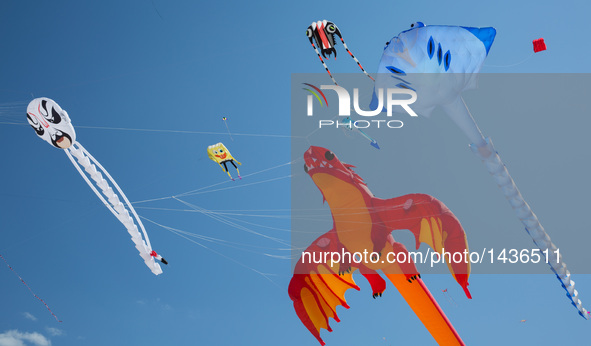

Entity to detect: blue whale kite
[371,22,588,319]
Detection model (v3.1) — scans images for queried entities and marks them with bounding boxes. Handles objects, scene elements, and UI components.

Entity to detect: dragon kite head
[306,20,341,59]
[304,146,367,196]
[26,97,76,149]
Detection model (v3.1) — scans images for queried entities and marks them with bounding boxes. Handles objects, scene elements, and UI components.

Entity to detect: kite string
[0,252,62,322]
[0,121,301,139]
[222,118,234,141]
[177,160,296,195]
[176,174,292,197]
[172,196,290,246]
[140,215,293,253]
[71,125,297,138]
[132,160,297,204]
[484,52,534,68]
[140,216,283,289]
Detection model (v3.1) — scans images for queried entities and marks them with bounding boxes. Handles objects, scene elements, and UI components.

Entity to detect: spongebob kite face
[26,98,76,149]
[207,143,234,163]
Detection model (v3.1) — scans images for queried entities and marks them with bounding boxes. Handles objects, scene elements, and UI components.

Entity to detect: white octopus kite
[26,97,166,275]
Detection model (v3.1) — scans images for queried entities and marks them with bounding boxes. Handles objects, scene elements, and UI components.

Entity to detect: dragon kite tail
[382,272,466,346]
[371,238,465,346]
[377,238,465,345]
[373,193,472,298]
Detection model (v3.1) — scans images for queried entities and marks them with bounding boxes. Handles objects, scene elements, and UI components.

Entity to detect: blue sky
[1,0,590,345]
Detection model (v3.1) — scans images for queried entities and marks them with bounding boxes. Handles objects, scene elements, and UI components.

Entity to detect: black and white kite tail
[340,38,375,81]
[310,42,338,85]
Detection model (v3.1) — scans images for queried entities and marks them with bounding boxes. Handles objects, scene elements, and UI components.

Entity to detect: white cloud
[43,328,62,337]
[155,298,172,311]
[0,330,51,346]
[137,298,172,311]
[21,313,37,322]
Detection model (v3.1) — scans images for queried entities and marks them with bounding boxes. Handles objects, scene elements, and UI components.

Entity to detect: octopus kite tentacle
[65,142,163,275]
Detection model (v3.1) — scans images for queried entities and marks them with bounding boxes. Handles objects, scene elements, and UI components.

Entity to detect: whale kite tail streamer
[443,95,588,319]
[470,137,589,319]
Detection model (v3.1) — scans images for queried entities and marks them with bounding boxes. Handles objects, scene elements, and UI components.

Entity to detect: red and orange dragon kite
[289,146,472,345]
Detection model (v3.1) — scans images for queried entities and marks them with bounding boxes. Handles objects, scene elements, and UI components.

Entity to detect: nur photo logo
[303,83,418,129]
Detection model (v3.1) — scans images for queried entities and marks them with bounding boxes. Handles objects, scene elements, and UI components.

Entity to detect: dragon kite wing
[372,194,471,297]
[289,230,360,346]
[26,97,165,275]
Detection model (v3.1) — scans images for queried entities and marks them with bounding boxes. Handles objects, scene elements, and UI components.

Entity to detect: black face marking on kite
[40,99,62,125]
[26,112,45,136]
[306,20,342,59]
[26,97,76,149]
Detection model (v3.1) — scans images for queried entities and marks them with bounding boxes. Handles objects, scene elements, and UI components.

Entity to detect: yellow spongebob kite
[207,142,242,180]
